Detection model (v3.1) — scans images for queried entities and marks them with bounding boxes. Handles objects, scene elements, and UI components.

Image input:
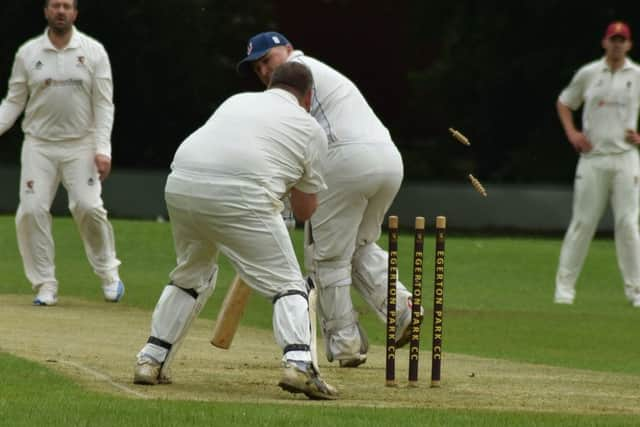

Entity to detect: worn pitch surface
[1,294,638,413]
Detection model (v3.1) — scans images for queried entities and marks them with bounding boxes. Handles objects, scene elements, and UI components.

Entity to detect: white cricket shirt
[0,26,114,156]
[559,57,640,155]
[169,88,328,200]
[288,51,391,146]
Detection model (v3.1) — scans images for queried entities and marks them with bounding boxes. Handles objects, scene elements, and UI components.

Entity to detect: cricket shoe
[553,289,574,305]
[396,297,424,348]
[103,280,125,302]
[553,296,574,305]
[625,284,640,307]
[33,283,58,306]
[553,283,575,305]
[336,322,369,368]
[338,354,367,368]
[278,360,338,400]
[133,356,171,385]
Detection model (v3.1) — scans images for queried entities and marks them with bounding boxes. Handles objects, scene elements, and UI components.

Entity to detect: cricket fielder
[0,0,124,305]
[555,21,640,307]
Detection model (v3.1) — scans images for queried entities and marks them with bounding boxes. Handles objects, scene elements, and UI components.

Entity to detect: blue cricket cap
[237,31,290,76]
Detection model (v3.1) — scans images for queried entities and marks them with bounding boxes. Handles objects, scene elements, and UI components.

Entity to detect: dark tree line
[1,1,639,183]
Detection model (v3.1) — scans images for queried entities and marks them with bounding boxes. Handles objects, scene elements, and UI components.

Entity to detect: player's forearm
[290,188,318,221]
[0,100,24,136]
[556,100,578,137]
[0,83,28,136]
[93,77,114,157]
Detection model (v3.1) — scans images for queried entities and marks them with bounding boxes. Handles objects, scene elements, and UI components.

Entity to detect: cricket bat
[210,274,252,349]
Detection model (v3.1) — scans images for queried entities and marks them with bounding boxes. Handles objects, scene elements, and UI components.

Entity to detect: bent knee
[615,216,640,234]
[16,202,49,222]
[69,200,105,218]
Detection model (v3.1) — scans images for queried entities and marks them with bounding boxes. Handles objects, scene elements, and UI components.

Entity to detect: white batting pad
[273,293,312,363]
[352,242,413,323]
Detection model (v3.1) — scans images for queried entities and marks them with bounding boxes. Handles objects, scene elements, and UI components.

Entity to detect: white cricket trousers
[306,141,413,362]
[16,136,121,290]
[555,149,640,301]
[164,176,312,363]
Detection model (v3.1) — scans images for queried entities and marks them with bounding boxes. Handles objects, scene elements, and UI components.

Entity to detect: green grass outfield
[1,215,638,426]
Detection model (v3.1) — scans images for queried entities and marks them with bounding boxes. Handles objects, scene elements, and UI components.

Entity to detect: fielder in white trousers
[0,10,124,305]
[16,135,121,292]
[554,21,640,306]
[555,150,640,304]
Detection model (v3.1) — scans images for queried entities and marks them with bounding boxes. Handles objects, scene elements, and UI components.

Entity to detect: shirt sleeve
[92,46,114,157]
[558,66,588,111]
[0,51,28,136]
[294,123,328,194]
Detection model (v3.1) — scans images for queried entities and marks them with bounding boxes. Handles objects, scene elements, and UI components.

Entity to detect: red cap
[604,21,631,40]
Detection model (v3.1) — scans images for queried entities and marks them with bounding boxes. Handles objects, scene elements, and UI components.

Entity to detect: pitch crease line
[58,359,150,399]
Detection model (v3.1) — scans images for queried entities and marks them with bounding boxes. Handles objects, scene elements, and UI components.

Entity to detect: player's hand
[625,129,640,145]
[95,154,112,181]
[567,130,592,153]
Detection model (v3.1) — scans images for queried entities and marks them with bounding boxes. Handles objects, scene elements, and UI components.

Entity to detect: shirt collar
[42,25,80,51]
[601,57,632,72]
[268,87,301,105]
[288,50,305,61]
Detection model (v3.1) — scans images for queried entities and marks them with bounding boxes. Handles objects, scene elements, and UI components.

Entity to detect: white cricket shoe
[33,283,58,306]
[103,280,125,302]
[632,294,640,308]
[624,284,635,303]
[278,360,338,400]
[554,285,575,305]
[553,296,574,305]
[133,356,171,385]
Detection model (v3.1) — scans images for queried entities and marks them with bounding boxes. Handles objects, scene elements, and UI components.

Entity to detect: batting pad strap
[169,281,198,299]
[147,336,172,351]
[283,344,310,354]
[272,289,308,305]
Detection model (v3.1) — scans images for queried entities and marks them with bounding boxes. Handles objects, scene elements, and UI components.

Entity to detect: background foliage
[1,0,640,182]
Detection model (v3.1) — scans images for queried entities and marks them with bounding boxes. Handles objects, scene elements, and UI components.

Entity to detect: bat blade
[210,275,252,349]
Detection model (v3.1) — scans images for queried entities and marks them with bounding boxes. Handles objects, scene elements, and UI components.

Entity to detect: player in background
[555,21,640,307]
[0,0,124,305]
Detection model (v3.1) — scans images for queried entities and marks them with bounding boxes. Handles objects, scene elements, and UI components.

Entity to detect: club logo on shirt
[597,98,626,108]
[35,60,43,70]
[43,78,82,89]
[88,177,95,186]
[25,180,35,194]
[77,56,85,66]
